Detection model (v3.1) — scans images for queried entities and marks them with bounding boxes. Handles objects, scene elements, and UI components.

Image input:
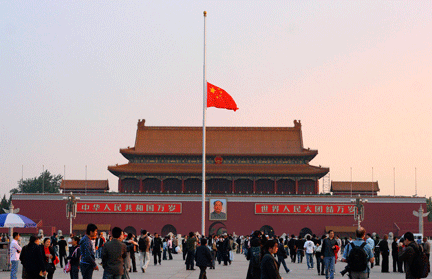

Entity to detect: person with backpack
[341,227,374,279]
[399,231,430,279]
[138,230,151,273]
[276,237,290,273]
[246,231,262,279]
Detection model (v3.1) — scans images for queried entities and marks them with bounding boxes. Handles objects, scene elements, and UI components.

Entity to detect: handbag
[63,247,79,273]
[46,263,55,274]
[63,261,71,273]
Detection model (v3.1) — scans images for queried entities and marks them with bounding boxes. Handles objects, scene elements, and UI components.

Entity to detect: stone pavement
[0,254,411,279]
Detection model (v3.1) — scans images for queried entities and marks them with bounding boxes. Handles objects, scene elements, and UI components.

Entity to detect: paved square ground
[0,253,413,279]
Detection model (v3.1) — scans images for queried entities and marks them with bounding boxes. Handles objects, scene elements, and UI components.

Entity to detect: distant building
[60,179,109,194]
[331,181,379,196]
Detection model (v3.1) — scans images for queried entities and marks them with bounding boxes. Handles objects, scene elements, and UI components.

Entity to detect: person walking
[315,236,325,275]
[101,227,127,279]
[260,239,282,279]
[42,238,59,279]
[67,236,81,279]
[288,235,296,263]
[246,231,262,279]
[276,237,290,273]
[304,235,315,269]
[58,236,68,268]
[321,230,337,279]
[195,238,212,279]
[95,233,106,259]
[167,236,173,260]
[151,233,163,265]
[22,236,46,279]
[185,232,197,270]
[378,234,389,272]
[10,232,22,279]
[79,223,99,279]
[341,227,374,279]
[138,230,151,273]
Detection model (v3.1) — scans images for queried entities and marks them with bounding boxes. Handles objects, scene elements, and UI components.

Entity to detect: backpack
[410,243,430,278]
[347,242,368,272]
[250,246,261,268]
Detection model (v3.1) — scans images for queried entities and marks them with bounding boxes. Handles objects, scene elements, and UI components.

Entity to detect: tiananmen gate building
[9,120,431,237]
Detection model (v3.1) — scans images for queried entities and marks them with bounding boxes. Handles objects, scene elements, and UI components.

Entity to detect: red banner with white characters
[77,202,182,214]
[255,204,355,215]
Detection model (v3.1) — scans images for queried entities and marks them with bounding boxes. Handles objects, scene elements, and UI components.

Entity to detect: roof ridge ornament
[138,119,146,129]
[294,120,301,128]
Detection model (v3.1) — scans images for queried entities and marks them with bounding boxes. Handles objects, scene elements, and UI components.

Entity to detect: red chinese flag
[207,82,238,111]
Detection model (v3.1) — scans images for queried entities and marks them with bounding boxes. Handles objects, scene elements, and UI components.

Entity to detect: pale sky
[1,1,431,198]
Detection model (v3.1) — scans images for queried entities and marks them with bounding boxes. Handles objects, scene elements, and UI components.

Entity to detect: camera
[340,265,350,277]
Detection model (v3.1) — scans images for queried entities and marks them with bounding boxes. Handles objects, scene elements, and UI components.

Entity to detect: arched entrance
[208,221,227,236]
[260,225,275,237]
[299,227,313,238]
[161,224,177,236]
[124,226,137,236]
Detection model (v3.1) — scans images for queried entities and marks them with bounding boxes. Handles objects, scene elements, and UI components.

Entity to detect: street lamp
[351,195,368,229]
[63,192,80,234]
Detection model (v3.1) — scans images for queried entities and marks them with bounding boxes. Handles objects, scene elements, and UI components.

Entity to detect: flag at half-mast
[207,82,238,111]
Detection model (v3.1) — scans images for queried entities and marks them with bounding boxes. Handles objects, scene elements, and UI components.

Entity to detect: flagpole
[201,10,207,236]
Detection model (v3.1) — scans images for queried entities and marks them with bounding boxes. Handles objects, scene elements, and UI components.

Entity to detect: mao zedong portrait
[210,199,227,220]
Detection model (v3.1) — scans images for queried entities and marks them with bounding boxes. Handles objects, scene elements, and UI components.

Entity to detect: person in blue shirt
[80,224,99,279]
[342,227,374,279]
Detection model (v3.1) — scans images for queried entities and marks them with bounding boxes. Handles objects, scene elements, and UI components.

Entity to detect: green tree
[0,194,11,213]
[10,170,62,194]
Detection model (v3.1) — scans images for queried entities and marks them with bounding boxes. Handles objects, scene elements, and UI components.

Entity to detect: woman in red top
[42,238,59,279]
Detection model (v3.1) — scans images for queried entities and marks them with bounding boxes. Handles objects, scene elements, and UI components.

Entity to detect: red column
[253,179,256,194]
[181,179,185,193]
[139,179,143,193]
[274,179,277,194]
[232,179,235,194]
[160,179,164,193]
[118,179,123,193]
[295,179,299,195]
[315,179,319,194]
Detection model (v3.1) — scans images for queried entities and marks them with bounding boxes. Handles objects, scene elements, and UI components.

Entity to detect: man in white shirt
[10,232,22,279]
[304,235,315,269]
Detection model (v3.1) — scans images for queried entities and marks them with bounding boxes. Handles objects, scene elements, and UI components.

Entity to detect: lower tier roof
[108,163,329,177]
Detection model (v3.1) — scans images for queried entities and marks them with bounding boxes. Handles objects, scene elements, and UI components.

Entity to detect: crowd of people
[7,224,431,279]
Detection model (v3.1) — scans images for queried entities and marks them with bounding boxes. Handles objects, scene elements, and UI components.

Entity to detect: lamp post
[63,192,79,234]
[351,196,368,229]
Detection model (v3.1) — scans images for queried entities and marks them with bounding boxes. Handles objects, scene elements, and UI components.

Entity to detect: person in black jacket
[392,236,400,272]
[23,236,46,279]
[195,238,212,279]
[222,234,231,265]
[260,239,281,279]
[288,235,296,263]
[276,238,290,273]
[246,231,262,279]
[379,234,390,272]
[151,233,163,265]
[67,236,81,279]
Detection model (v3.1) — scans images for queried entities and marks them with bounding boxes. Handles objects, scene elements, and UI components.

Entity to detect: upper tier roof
[120,119,318,157]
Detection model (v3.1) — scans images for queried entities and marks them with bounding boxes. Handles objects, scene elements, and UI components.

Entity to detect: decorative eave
[119,148,318,160]
[108,163,329,178]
